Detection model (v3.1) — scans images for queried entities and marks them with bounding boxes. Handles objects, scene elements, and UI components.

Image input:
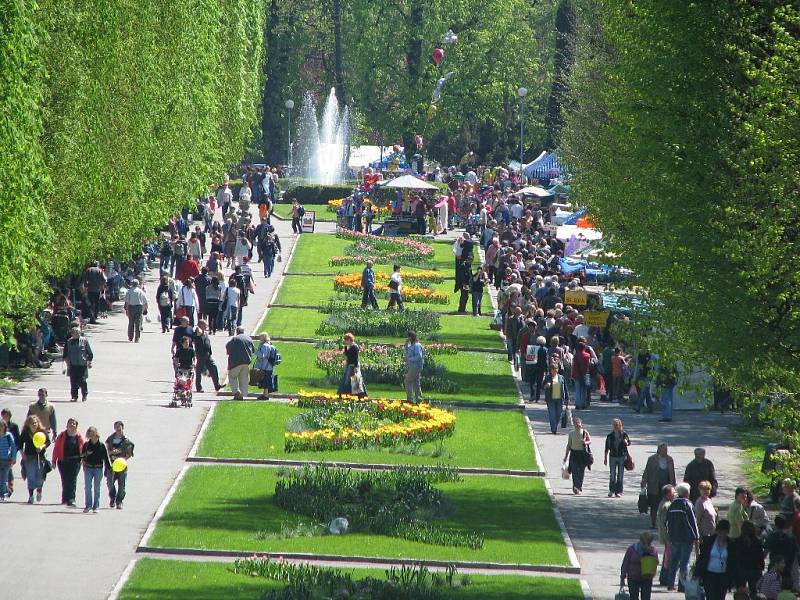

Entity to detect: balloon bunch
[427,29,457,123]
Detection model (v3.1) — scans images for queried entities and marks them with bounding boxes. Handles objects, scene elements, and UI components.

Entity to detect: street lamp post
[517,87,527,166]
[284,99,294,168]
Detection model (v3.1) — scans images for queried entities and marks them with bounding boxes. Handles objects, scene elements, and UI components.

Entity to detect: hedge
[283,184,355,204]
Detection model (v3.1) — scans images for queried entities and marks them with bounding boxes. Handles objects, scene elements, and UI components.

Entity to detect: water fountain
[293,88,350,185]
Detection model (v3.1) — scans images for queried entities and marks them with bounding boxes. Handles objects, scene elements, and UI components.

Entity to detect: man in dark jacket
[683,448,718,503]
[194,321,221,393]
[503,306,525,371]
[63,328,93,402]
[666,482,700,592]
[105,420,134,510]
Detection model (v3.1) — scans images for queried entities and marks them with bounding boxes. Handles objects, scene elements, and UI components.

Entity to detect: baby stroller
[171,369,193,408]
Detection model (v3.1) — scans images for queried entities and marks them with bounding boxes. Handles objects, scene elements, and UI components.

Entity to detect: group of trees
[259,0,570,166]
[0,0,264,342]
[562,2,800,442]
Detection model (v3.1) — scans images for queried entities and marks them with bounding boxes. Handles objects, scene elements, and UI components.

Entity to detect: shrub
[273,464,483,550]
[315,342,459,393]
[317,301,441,337]
[232,559,469,600]
[329,228,435,266]
[283,184,355,204]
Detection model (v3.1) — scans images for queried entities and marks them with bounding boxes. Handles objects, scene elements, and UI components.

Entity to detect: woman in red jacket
[52,418,84,507]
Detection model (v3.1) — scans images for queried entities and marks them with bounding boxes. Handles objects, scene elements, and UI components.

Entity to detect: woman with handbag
[337,333,367,398]
[620,531,659,600]
[604,418,631,498]
[18,415,51,504]
[563,416,592,495]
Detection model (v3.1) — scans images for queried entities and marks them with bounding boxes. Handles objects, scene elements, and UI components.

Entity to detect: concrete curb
[187,403,215,459]
[581,578,594,599]
[135,546,581,575]
[529,419,582,573]
[106,556,140,600]
[185,456,545,477]
[138,464,190,548]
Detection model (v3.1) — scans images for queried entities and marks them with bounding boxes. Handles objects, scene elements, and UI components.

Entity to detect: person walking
[155,275,175,332]
[254,333,280,399]
[656,365,678,422]
[360,260,379,309]
[665,482,700,592]
[123,279,148,342]
[611,348,628,403]
[657,484,677,586]
[52,418,84,507]
[695,480,718,537]
[0,420,17,500]
[176,278,200,326]
[387,264,404,310]
[745,489,770,537]
[81,426,110,513]
[542,360,568,434]
[27,388,57,437]
[337,332,366,398]
[684,447,718,503]
[19,415,51,504]
[695,519,734,600]
[470,266,487,316]
[403,331,424,404]
[604,418,631,498]
[222,279,241,335]
[83,261,107,324]
[524,335,549,402]
[728,486,749,540]
[1,409,20,497]
[291,200,304,234]
[732,521,765,596]
[571,341,592,409]
[226,326,255,400]
[642,443,677,528]
[62,327,93,402]
[620,531,660,600]
[194,321,221,392]
[563,417,592,495]
[204,277,222,334]
[106,421,134,510]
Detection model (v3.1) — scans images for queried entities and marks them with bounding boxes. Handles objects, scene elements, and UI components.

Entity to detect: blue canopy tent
[522,149,565,183]
[370,151,409,171]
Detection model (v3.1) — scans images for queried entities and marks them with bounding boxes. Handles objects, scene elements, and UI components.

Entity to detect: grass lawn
[147,466,568,565]
[244,341,519,406]
[732,423,775,498]
[121,559,584,600]
[197,402,536,470]
[259,306,502,349]
[272,203,337,222]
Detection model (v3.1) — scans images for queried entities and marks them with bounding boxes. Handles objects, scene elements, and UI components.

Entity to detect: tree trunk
[545,0,577,148]
[332,0,346,107]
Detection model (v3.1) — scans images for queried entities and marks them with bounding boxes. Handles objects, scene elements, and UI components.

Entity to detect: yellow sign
[565,290,588,306]
[583,310,610,328]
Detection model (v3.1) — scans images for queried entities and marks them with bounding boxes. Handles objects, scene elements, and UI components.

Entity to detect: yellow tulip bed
[333,273,449,304]
[284,391,456,453]
[327,198,389,217]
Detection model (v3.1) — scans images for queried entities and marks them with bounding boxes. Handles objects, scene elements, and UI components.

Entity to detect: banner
[583,310,610,328]
[565,290,587,306]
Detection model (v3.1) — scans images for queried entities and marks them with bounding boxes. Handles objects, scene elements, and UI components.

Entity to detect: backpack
[298,206,305,217]
[525,345,543,366]
[158,290,171,307]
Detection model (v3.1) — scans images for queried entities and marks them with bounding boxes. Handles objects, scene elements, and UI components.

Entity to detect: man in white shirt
[217,182,233,218]
[387,264,404,310]
[239,181,252,213]
[123,280,149,343]
[176,278,200,326]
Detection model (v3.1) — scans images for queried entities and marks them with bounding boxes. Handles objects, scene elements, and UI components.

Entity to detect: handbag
[350,369,365,395]
[683,578,703,600]
[561,462,570,479]
[614,586,630,600]
[624,453,635,471]
[640,555,658,578]
[561,404,571,429]
[638,488,649,514]
[249,368,264,386]
[585,443,594,468]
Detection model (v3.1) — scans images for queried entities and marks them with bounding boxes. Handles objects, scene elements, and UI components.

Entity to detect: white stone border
[528,414,582,572]
[581,578,593,599]
[187,403,215,459]
[138,463,190,548]
[252,232,300,337]
[107,556,140,600]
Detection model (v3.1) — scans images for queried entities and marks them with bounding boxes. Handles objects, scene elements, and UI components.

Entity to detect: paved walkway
[528,399,746,599]
[0,212,297,599]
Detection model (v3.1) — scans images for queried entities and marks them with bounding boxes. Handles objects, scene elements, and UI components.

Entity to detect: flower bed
[315,342,459,393]
[316,301,441,336]
[327,198,390,218]
[329,228,434,266]
[284,391,456,453]
[333,273,449,304]
[273,464,482,549]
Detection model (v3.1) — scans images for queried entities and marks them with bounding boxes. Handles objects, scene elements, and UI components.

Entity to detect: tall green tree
[544,0,576,147]
[562,2,800,396]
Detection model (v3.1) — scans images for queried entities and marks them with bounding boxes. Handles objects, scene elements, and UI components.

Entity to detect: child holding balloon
[18,415,51,504]
[105,421,134,510]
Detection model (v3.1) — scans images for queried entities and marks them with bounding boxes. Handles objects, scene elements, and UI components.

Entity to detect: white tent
[515,186,553,198]
[521,151,547,173]
[348,145,389,169]
[384,175,439,190]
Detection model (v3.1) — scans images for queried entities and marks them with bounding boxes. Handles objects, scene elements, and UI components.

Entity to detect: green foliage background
[0,0,264,342]
[562,2,800,397]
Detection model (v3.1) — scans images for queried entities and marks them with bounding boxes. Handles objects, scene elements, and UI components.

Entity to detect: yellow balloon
[32,431,46,449]
[112,458,128,473]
